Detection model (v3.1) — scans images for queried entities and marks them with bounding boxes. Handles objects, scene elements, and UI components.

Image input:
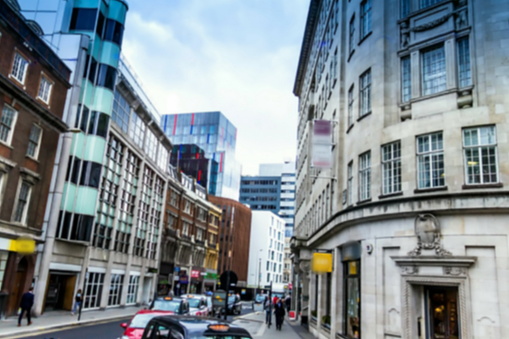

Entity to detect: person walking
[285,294,291,312]
[18,287,34,327]
[274,298,286,330]
[71,289,82,315]
[263,296,272,328]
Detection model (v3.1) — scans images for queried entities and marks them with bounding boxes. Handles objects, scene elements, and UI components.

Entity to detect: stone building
[291,0,509,338]
[0,0,70,317]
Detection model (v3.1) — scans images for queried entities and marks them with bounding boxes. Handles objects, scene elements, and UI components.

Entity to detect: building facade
[161,111,241,200]
[291,0,509,339]
[247,211,285,290]
[0,0,70,317]
[208,195,251,288]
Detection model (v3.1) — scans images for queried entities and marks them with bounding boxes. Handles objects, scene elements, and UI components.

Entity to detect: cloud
[122,0,308,175]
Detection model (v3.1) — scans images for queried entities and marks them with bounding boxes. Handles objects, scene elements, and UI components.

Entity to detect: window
[463,126,498,184]
[359,69,372,117]
[56,211,94,241]
[359,151,371,201]
[69,8,97,31]
[108,274,124,306]
[0,105,17,144]
[126,275,140,305]
[112,90,130,133]
[347,162,353,205]
[420,0,443,9]
[103,19,124,45]
[342,243,361,338]
[348,85,354,127]
[13,181,31,223]
[37,76,53,103]
[457,37,472,88]
[401,56,411,103]
[422,45,446,96]
[382,141,402,195]
[26,125,42,158]
[417,132,445,189]
[360,0,372,40]
[11,53,29,84]
[84,272,105,309]
[400,0,410,18]
[349,15,355,55]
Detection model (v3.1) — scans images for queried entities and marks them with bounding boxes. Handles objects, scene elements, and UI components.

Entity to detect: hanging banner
[311,120,333,169]
[311,251,333,273]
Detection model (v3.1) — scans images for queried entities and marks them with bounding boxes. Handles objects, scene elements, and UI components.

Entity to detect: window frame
[381,141,402,195]
[37,75,53,104]
[13,180,32,224]
[359,69,372,117]
[358,151,371,201]
[26,124,43,159]
[421,44,446,96]
[11,52,29,84]
[0,105,18,145]
[416,132,445,189]
[462,126,498,185]
[360,0,372,41]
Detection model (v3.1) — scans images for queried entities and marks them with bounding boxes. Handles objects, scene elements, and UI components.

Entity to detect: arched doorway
[6,256,28,316]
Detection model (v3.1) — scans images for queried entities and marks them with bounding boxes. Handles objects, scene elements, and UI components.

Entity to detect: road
[15,303,257,339]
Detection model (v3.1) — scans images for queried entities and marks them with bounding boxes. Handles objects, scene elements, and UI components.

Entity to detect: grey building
[291,0,509,339]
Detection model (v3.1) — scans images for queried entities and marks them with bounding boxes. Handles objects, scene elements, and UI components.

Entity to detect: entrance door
[45,273,76,311]
[426,286,459,339]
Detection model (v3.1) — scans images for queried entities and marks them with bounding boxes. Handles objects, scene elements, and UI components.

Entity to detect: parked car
[212,290,242,315]
[181,294,210,317]
[141,315,253,339]
[149,296,190,315]
[119,309,174,339]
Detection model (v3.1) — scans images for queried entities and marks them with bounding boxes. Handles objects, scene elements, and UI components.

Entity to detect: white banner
[311,120,333,169]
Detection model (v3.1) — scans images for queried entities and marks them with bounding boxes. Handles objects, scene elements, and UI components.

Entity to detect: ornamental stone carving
[408,213,451,256]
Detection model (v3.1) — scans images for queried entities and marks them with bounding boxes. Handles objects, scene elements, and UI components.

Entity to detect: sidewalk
[232,310,315,339]
[0,305,143,338]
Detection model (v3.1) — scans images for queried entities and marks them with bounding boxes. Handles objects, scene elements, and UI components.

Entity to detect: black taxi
[141,315,253,339]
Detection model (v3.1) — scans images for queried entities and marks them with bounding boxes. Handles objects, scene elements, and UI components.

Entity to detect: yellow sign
[9,238,36,254]
[311,252,333,273]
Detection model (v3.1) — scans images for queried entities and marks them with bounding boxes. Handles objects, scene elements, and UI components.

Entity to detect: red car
[120,309,174,339]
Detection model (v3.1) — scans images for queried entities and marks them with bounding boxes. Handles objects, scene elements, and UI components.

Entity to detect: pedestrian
[71,289,82,315]
[263,296,272,328]
[274,298,286,330]
[18,287,34,327]
[285,294,291,312]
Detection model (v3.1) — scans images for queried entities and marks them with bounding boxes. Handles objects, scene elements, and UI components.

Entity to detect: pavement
[0,302,315,339]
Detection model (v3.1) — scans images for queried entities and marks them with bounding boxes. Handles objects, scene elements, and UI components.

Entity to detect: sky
[121,0,310,175]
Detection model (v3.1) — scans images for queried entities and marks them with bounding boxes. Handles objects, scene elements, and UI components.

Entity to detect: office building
[161,111,241,200]
[291,0,509,338]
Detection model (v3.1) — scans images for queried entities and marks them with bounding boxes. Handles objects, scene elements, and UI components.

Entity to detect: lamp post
[257,249,263,293]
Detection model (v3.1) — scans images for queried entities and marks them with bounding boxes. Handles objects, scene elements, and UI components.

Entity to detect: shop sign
[204,272,218,280]
[179,275,189,283]
[191,270,200,278]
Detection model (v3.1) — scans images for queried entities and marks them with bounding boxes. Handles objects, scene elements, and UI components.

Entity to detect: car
[119,309,174,339]
[180,294,210,317]
[141,315,253,339]
[251,293,267,310]
[149,296,190,315]
[211,290,242,315]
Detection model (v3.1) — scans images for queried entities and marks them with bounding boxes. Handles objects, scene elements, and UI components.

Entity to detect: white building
[247,211,285,291]
[291,0,509,338]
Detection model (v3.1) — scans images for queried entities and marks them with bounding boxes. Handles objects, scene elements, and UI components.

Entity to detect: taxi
[149,296,190,315]
[180,294,211,317]
[141,315,253,339]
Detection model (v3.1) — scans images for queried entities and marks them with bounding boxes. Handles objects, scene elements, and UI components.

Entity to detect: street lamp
[257,249,263,293]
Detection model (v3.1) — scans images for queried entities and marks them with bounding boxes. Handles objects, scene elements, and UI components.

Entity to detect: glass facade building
[161,111,241,200]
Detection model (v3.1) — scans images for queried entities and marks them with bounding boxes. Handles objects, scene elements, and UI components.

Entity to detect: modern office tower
[208,195,251,288]
[247,211,285,291]
[239,161,296,237]
[16,0,129,314]
[291,0,509,338]
[161,112,241,200]
[170,144,219,194]
[0,0,71,317]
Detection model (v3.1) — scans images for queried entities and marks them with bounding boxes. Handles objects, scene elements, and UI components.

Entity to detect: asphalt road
[15,303,257,339]
[15,317,131,339]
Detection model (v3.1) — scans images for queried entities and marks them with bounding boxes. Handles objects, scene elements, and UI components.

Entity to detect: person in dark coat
[18,287,34,326]
[274,298,286,330]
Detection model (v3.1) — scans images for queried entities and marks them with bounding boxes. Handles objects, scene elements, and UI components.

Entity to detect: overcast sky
[121,0,309,175]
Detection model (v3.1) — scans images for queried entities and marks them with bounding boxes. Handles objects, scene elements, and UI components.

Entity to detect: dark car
[149,296,190,315]
[141,315,253,339]
[211,290,242,316]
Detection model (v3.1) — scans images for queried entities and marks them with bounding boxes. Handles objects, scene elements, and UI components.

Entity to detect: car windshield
[129,314,159,328]
[152,300,180,312]
[188,298,202,308]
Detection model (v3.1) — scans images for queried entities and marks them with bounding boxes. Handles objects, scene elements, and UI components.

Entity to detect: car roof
[149,315,252,337]
[134,309,175,316]
[155,296,185,301]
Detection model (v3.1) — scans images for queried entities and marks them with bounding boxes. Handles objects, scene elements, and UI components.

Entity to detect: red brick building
[0,0,70,317]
